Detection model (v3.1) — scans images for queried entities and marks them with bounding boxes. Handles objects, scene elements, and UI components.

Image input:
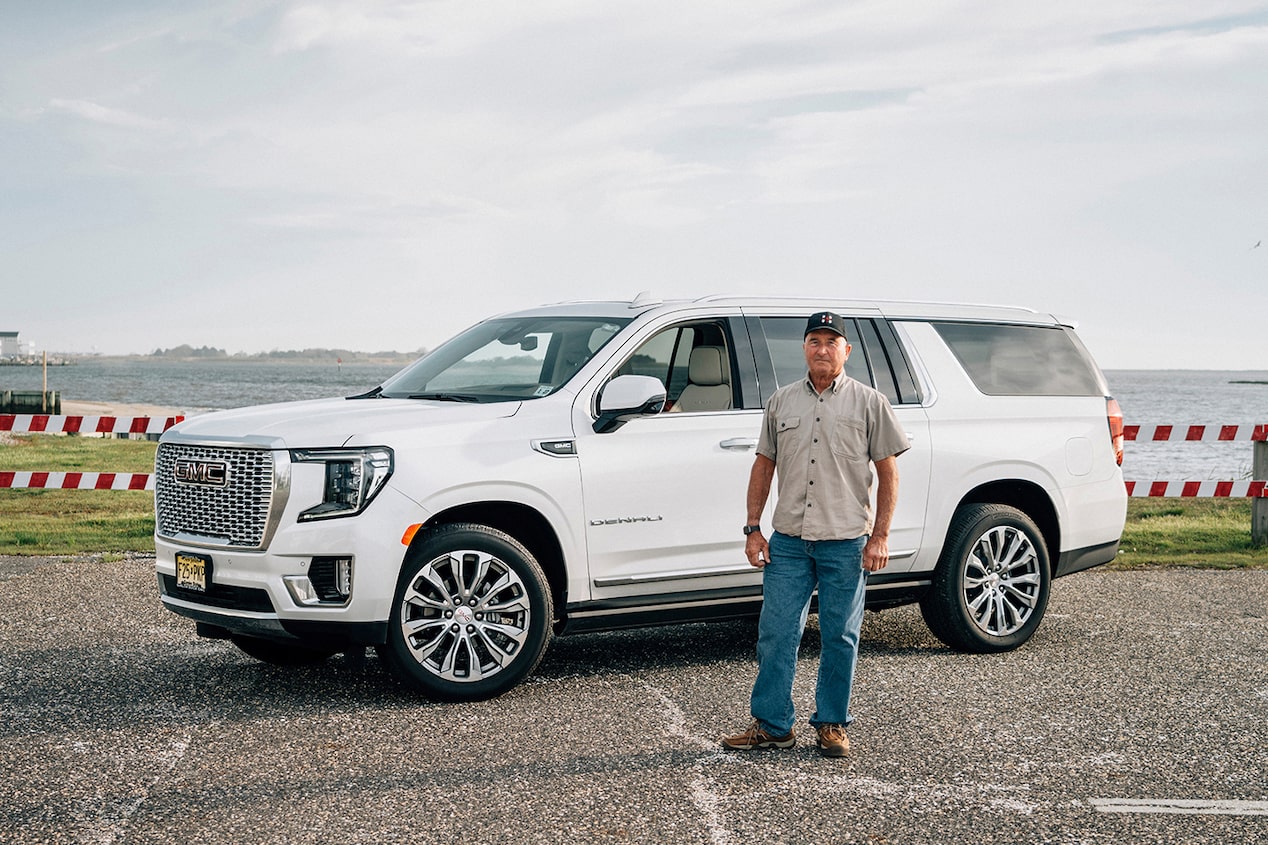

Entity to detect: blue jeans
[750,531,868,736]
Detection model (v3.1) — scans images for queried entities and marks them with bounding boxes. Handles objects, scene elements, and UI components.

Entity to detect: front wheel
[377,523,554,701]
[919,503,1051,652]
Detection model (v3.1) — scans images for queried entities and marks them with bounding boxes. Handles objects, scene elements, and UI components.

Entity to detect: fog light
[309,556,354,604]
[284,575,320,606]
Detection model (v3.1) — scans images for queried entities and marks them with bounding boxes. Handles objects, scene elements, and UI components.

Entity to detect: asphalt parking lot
[1,555,1265,844]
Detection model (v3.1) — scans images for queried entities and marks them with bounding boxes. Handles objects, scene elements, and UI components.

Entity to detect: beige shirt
[756,372,910,541]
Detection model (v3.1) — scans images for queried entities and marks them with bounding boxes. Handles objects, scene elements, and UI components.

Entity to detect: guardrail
[0,414,183,492]
[0,471,155,490]
[0,414,183,435]
[1122,422,1268,546]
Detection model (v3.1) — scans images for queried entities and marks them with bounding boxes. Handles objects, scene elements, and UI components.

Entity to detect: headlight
[290,447,394,522]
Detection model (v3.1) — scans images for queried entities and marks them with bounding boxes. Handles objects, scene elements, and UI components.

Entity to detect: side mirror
[594,375,666,433]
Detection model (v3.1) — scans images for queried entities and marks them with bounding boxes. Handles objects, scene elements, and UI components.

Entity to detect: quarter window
[932,322,1105,396]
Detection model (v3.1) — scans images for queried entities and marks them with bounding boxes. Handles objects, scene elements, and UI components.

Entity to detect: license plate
[175,552,212,592]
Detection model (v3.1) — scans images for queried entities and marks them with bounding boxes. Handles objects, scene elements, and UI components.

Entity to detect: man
[723,311,910,758]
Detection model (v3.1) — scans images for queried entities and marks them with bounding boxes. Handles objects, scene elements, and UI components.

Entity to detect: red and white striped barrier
[0,471,154,490]
[1125,480,1267,498]
[4,417,1265,496]
[1124,424,1268,442]
[0,414,183,435]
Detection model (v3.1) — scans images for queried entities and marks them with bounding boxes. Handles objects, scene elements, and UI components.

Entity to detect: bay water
[3,359,1266,482]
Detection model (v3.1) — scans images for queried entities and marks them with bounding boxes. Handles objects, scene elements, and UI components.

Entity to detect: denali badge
[173,458,228,487]
[589,515,664,526]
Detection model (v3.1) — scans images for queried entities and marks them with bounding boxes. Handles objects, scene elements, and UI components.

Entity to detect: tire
[919,503,1051,653]
[230,635,337,666]
[376,523,554,702]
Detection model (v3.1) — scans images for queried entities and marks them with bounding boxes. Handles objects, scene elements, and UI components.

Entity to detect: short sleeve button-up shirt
[756,371,910,541]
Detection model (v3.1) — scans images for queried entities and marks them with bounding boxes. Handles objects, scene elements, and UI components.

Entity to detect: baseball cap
[804,311,848,339]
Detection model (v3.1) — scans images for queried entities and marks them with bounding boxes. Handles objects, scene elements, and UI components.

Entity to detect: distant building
[0,331,20,357]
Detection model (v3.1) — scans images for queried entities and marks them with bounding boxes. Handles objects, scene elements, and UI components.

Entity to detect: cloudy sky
[3,1,1266,368]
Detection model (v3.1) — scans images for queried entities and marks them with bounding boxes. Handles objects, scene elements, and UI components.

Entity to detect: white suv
[154,295,1127,700]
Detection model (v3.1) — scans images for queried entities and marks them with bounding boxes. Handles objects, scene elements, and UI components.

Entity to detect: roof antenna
[630,290,662,308]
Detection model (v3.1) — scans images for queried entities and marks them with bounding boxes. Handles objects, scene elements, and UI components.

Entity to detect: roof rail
[629,290,662,308]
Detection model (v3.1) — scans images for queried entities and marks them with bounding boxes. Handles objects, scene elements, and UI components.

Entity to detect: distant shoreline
[101,353,419,365]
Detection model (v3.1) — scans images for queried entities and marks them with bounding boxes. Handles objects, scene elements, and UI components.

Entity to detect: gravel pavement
[1,555,1265,844]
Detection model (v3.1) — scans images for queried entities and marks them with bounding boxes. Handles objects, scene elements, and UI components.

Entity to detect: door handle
[720,438,758,450]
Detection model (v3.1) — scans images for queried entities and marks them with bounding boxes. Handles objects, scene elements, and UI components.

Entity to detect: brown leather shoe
[816,724,849,757]
[721,719,796,750]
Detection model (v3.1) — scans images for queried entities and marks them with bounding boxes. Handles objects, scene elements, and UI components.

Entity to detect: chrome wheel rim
[962,525,1041,637]
[399,549,532,683]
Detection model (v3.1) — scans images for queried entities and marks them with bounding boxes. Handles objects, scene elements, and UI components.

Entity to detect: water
[1105,370,1268,482]
[3,359,1266,482]
[0,358,404,415]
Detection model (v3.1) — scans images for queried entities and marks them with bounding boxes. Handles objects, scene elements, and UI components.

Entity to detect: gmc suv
[154,295,1127,700]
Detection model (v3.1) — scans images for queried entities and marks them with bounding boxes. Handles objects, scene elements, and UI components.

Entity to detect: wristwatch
[743,524,762,535]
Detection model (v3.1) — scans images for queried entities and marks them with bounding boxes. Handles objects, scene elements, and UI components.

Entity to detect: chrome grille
[155,443,276,549]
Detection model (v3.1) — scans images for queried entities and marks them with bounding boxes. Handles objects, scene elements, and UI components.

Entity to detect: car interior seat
[670,346,732,412]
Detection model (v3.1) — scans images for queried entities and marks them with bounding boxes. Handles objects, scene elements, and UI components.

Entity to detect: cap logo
[820,315,833,325]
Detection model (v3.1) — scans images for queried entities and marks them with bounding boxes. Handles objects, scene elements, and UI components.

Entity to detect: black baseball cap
[804,311,848,339]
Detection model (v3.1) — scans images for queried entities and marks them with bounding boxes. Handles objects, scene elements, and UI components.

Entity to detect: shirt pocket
[831,418,867,459]
[775,415,801,443]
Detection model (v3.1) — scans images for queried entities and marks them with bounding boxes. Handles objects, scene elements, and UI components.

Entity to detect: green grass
[1112,498,1268,570]
[2,434,1267,566]
[0,435,158,555]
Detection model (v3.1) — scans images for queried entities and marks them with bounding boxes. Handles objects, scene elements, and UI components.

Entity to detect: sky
[2,1,1267,369]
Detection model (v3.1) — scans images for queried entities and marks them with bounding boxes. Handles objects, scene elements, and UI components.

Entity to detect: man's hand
[862,534,890,572]
[745,531,770,568]
[745,455,775,569]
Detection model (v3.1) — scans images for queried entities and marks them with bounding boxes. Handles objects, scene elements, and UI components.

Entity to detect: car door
[574,314,767,602]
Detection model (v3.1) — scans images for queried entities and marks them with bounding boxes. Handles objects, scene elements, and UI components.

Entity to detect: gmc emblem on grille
[173,459,228,487]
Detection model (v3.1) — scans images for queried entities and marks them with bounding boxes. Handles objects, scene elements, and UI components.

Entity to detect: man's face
[803,329,851,379]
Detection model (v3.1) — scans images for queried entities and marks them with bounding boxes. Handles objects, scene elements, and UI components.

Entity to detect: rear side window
[758,317,870,388]
[932,322,1105,396]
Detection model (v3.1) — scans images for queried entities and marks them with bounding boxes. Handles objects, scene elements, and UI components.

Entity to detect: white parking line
[1091,798,1268,816]
[76,735,191,845]
[642,681,734,845]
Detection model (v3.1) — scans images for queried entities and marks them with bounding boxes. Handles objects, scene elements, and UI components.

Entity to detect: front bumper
[154,485,421,646]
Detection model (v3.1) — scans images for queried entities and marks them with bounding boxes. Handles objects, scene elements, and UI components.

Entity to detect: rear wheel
[230,635,337,666]
[377,523,553,701]
[920,503,1051,652]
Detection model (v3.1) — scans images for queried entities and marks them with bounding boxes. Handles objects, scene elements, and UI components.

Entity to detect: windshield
[378,316,629,403]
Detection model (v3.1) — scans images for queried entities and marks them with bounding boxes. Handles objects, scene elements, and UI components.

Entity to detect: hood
[162,396,521,449]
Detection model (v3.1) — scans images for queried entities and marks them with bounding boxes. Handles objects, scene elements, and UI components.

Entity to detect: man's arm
[745,454,775,568]
[863,455,899,572]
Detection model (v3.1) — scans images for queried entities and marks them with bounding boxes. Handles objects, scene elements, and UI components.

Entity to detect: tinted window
[860,319,922,405]
[932,322,1104,396]
[758,317,870,388]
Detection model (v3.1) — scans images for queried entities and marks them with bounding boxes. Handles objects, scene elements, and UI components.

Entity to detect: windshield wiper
[346,386,384,400]
[407,392,482,403]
